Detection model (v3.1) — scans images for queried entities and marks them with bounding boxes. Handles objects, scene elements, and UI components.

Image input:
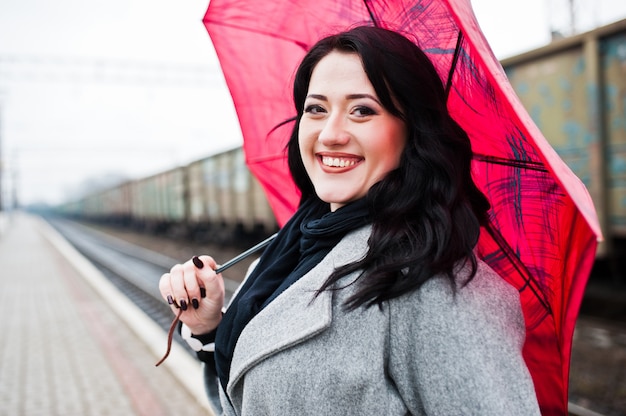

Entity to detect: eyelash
[353,106,376,116]
[303,104,377,116]
[304,104,324,114]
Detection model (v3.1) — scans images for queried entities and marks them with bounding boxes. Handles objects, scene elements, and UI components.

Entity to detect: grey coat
[219,226,541,415]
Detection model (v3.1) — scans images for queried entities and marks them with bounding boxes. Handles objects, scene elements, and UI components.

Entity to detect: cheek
[297,135,308,161]
[297,131,315,173]
[373,129,406,171]
[298,123,316,156]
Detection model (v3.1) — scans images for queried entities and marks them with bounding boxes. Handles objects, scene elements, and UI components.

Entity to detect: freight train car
[129,166,187,233]
[502,18,626,275]
[60,180,133,227]
[185,147,276,242]
[57,147,278,244]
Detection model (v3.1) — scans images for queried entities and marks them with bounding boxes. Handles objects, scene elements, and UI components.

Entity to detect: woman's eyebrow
[346,93,380,104]
[305,94,327,101]
[306,93,381,105]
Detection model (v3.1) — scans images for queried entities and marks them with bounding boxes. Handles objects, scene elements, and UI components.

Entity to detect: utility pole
[0,102,3,213]
[547,0,580,39]
[568,0,576,35]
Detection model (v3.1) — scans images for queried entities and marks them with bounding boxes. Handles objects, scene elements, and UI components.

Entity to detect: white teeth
[322,156,357,167]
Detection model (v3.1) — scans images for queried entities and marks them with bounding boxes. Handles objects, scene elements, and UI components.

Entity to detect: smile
[320,156,361,168]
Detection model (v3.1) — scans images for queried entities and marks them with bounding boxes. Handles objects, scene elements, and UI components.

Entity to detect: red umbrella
[203,1,602,414]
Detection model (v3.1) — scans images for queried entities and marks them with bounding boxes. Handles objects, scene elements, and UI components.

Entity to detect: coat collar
[226,225,371,396]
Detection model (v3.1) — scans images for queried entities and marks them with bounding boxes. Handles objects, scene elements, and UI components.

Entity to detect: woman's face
[298,51,407,211]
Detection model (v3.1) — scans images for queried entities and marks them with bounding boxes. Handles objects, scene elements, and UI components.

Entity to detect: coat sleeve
[387,263,541,416]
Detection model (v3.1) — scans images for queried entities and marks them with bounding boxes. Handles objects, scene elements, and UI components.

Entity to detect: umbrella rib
[444,30,464,101]
[483,222,552,315]
[361,0,379,27]
[473,154,548,172]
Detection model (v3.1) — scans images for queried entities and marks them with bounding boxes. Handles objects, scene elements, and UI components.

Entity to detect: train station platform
[0,212,214,415]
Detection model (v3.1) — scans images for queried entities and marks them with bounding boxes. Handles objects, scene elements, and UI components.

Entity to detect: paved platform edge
[35,215,216,415]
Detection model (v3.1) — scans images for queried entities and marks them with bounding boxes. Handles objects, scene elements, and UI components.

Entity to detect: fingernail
[180,299,188,311]
[200,287,206,298]
[192,256,204,269]
[192,298,199,309]
[167,295,174,305]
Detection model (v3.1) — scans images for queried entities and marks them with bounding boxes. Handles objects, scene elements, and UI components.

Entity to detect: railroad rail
[46,217,619,416]
[48,218,242,329]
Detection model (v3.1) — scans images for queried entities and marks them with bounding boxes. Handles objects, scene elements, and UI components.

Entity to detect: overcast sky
[1,0,625,207]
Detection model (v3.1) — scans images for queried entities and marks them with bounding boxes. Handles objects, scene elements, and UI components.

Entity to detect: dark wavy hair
[287,25,490,309]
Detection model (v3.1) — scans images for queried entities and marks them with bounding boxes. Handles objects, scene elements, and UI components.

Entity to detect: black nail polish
[180,299,188,311]
[167,295,174,305]
[200,287,206,298]
[192,298,199,309]
[192,256,204,269]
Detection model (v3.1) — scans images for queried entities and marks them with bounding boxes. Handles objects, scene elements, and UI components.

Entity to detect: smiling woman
[158,26,541,415]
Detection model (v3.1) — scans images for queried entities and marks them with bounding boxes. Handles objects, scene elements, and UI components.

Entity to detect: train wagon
[60,181,132,226]
[502,18,626,269]
[57,146,278,243]
[186,147,277,242]
[129,166,187,233]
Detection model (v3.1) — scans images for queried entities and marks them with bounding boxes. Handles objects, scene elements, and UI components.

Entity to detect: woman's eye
[304,104,325,114]
[353,106,377,116]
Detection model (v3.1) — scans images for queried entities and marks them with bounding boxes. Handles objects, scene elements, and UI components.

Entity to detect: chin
[314,184,363,208]
[321,196,357,212]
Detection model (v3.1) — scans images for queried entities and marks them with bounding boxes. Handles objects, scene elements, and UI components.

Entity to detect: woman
[159,26,541,415]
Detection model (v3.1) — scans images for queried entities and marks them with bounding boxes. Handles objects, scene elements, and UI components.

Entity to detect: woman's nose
[318,114,350,146]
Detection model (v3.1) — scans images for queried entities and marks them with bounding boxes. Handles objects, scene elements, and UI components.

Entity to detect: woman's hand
[158,255,225,335]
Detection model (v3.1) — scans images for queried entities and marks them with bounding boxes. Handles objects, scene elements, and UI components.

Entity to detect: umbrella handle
[215,232,278,274]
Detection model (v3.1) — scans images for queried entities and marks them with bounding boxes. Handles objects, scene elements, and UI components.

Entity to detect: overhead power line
[0,54,223,87]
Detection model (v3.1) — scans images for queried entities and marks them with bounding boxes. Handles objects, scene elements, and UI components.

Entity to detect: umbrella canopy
[203,1,602,414]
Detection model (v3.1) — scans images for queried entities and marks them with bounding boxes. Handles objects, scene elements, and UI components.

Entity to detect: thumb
[192,255,225,304]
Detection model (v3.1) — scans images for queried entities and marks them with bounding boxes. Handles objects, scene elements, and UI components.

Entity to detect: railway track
[47,217,624,416]
[47,218,243,333]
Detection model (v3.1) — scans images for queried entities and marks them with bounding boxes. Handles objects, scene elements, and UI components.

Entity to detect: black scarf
[214,197,371,390]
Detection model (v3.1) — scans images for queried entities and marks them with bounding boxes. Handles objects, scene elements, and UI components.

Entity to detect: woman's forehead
[308,52,372,91]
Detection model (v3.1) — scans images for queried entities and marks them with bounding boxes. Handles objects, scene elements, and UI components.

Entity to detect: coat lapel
[226,225,371,396]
